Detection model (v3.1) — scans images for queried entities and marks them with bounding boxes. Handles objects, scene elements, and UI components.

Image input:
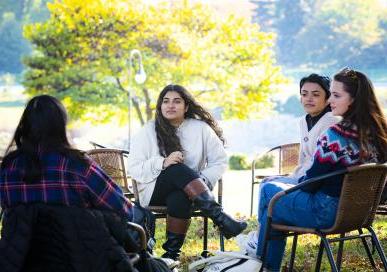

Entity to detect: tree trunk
[142,87,153,121]
[131,95,145,125]
[116,77,145,125]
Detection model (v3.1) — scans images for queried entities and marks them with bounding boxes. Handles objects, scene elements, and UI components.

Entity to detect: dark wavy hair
[299,73,331,99]
[155,84,225,156]
[1,95,86,183]
[334,68,387,162]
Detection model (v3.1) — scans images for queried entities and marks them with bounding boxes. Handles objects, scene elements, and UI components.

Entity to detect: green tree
[23,0,286,124]
[0,12,30,74]
[251,0,308,65]
[250,0,276,30]
[292,0,387,68]
[0,0,50,75]
[251,0,387,70]
[0,0,29,21]
[275,95,304,117]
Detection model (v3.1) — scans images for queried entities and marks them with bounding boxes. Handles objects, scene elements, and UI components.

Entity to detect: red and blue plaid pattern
[0,152,133,221]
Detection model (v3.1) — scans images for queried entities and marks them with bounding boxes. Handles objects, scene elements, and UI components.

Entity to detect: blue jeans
[256,181,338,272]
[256,176,299,216]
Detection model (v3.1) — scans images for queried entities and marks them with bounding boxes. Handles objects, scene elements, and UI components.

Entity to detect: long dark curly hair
[155,84,225,157]
[334,68,387,162]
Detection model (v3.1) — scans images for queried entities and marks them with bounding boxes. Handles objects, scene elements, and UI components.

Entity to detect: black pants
[149,163,200,219]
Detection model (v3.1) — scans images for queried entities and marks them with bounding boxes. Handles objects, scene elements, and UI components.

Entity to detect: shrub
[254,154,274,169]
[228,154,249,170]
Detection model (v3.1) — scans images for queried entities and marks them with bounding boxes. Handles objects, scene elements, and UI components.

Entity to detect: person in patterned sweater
[255,68,387,272]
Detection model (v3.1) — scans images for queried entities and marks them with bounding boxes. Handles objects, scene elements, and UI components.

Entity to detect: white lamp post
[128,49,146,152]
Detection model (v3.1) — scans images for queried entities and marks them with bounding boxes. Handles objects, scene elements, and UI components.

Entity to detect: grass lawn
[152,215,387,272]
[0,213,385,271]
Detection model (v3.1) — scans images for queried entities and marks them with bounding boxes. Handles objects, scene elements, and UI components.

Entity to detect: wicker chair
[131,178,225,256]
[376,204,387,215]
[86,148,134,200]
[250,143,300,215]
[376,185,387,215]
[259,163,387,272]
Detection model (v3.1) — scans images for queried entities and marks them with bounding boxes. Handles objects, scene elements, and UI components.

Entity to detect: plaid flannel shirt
[0,152,133,221]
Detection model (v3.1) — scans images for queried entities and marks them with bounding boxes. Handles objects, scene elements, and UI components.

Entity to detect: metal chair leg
[321,236,338,272]
[367,226,387,270]
[251,182,256,216]
[336,233,345,271]
[201,217,209,257]
[220,232,225,251]
[288,234,298,271]
[315,239,324,272]
[259,217,273,272]
[358,229,376,268]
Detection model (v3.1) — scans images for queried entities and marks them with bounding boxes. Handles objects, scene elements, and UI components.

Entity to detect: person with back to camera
[0,95,134,271]
[128,84,247,260]
[0,95,133,217]
[255,68,387,272]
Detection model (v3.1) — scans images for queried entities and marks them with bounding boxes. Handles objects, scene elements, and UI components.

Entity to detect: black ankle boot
[183,179,247,239]
[161,232,186,260]
[194,191,247,239]
[161,216,190,260]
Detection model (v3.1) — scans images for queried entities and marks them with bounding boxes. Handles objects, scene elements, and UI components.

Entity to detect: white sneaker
[159,257,180,269]
[235,230,259,258]
[245,230,259,257]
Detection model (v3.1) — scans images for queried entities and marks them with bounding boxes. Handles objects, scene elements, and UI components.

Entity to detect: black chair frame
[259,165,387,272]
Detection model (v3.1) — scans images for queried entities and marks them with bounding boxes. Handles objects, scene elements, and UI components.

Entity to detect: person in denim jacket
[256,68,387,272]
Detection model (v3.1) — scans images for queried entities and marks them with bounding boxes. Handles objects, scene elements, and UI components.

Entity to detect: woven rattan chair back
[250,143,300,215]
[86,149,131,195]
[323,164,387,234]
[278,143,300,175]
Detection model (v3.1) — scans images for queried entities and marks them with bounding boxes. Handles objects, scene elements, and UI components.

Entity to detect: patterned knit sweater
[298,122,379,197]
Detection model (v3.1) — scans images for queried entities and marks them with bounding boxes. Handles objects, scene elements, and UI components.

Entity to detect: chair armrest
[255,174,288,180]
[88,142,130,155]
[109,148,130,155]
[217,178,223,205]
[89,141,107,149]
[251,146,282,183]
[120,149,130,155]
[127,222,147,250]
[267,168,349,217]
